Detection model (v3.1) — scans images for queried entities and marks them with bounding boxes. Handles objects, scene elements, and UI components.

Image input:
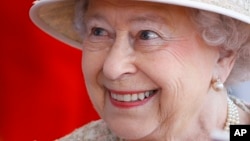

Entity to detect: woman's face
[82,0,220,140]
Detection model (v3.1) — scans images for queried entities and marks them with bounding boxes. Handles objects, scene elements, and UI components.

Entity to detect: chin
[104,116,158,140]
[100,88,161,140]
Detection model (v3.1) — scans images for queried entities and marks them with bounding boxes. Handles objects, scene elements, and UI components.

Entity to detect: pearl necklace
[224,98,240,131]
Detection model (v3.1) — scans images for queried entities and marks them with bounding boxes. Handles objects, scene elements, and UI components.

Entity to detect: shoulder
[56,119,119,141]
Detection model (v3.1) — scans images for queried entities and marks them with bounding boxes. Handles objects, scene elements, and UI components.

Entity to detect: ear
[214,49,237,83]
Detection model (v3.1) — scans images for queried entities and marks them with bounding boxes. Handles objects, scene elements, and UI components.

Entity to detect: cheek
[82,51,107,114]
[156,48,213,97]
[82,50,106,81]
[136,52,187,120]
[137,47,212,121]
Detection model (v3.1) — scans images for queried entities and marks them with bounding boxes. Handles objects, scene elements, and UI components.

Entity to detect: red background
[0,0,99,140]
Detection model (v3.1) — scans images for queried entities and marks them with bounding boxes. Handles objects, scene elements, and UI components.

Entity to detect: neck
[179,90,229,140]
[126,90,241,141]
[153,91,229,141]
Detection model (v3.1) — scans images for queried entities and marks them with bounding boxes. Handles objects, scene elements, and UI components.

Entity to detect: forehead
[84,0,190,23]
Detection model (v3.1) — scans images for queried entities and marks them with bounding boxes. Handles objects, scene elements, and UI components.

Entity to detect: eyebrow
[128,14,167,23]
[84,13,168,25]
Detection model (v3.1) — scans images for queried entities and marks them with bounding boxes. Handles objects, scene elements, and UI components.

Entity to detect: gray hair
[190,10,250,86]
[74,0,250,86]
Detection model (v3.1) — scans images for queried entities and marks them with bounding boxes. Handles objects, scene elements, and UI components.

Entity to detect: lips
[108,89,158,108]
[110,90,156,102]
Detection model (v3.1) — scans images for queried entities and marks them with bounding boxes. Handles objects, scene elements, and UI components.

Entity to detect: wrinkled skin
[81,0,236,140]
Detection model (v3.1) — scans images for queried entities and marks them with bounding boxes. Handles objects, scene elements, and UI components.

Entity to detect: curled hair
[74,0,250,86]
[190,10,250,86]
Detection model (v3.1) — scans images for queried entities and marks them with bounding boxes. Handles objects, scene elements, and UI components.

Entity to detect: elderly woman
[29,0,250,140]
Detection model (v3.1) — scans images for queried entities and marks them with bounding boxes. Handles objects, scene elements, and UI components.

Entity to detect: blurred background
[0,0,99,141]
[0,1,249,141]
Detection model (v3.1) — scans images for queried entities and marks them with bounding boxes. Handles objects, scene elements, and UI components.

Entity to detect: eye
[139,30,159,40]
[91,27,108,36]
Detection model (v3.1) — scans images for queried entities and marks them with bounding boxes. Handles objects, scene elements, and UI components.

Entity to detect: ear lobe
[216,50,237,82]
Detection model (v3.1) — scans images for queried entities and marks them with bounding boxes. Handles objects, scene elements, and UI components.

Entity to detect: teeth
[110,90,156,102]
[131,94,138,101]
[117,94,123,101]
[138,93,145,100]
[123,94,131,102]
[111,93,116,99]
[145,91,150,97]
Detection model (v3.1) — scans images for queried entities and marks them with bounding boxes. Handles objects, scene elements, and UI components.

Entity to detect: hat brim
[29,0,250,50]
[30,0,83,49]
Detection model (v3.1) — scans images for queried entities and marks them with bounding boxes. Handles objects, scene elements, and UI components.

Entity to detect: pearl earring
[212,78,224,91]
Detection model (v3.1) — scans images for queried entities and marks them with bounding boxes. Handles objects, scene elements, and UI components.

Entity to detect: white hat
[29,0,250,50]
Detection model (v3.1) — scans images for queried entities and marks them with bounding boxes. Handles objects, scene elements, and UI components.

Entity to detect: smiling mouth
[110,89,158,102]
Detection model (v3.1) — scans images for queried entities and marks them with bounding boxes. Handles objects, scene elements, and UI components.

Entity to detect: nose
[103,37,137,80]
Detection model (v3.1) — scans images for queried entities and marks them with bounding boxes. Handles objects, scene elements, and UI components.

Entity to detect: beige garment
[56,119,121,141]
